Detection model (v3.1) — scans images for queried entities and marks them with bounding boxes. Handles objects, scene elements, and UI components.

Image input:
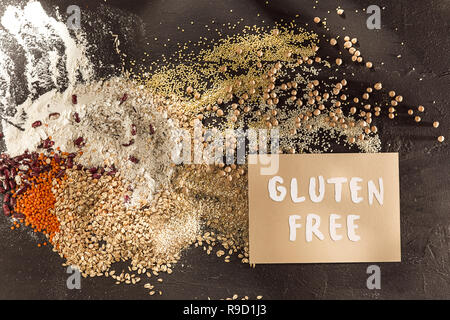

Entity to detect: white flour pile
[3,77,181,206]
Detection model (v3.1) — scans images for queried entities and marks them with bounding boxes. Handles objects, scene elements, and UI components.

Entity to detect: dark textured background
[0,0,449,299]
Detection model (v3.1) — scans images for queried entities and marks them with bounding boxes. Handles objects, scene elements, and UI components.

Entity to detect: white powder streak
[0,41,14,113]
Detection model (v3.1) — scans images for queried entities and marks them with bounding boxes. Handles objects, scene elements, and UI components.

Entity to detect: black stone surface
[0,0,449,299]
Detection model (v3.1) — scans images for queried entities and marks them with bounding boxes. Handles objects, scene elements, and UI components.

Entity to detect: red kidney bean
[120,93,128,104]
[72,94,78,104]
[74,112,80,123]
[42,138,54,149]
[0,187,5,194]
[122,139,135,147]
[89,167,98,174]
[32,121,42,128]
[9,180,16,190]
[124,195,130,203]
[0,132,3,139]
[149,124,155,135]
[10,196,15,208]
[74,137,84,147]
[4,193,10,204]
[3,169,9,180]
[7,159,17,167]
[92,173,102,179]
[131,124,137,136]
[14,155,25,161]
[49,112,60,120]
[129,156,139,164]
[3,180,9,191]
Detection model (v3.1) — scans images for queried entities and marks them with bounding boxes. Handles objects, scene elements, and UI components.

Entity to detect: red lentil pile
[0,140,71,243]
[13,152,66,243]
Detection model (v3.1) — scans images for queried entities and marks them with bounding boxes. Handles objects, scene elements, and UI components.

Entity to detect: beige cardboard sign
[248,153,401,264]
